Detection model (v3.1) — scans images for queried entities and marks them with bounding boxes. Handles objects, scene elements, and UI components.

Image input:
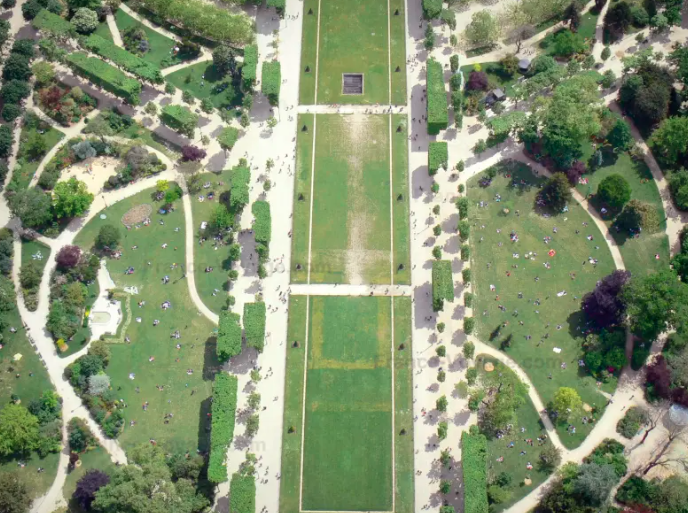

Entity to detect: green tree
[52,177,94,218]
[573,463,619,506]
[463,341,475,360]
[649,116,688,168]
[0,404,40,455]
[218,126,239,155]
[0,472,31,513]
[8,188,53,228]
[70,7,98,34]
[615,199,660,232]
[96,224,120,250]
[212,44,236,77]
[501,54,519,77]
[539,173,572,211]
[597,174,631,209]
[436,395,448,412]
[464,10,499,48]
[19,260,41,290]
[32,61,55,86]
[552,387,582,420]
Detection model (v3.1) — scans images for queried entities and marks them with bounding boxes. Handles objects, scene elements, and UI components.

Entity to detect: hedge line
[462,432,488,513]
[251,200,271,244]
[208,373,238,484]
[261,61,280,106]
[241,45,258,90]
[229,473,255,513]
[428,141,448,176]
[33,9,73,37]
[65,53,141,105]
[243,302,265,352]
[427,58,448,135]
[139,0,254,44]
[432,260,454,312]
[160,104,198,138]
[217,311,242,361]
[230,165,251,213]
[84,34,164,84]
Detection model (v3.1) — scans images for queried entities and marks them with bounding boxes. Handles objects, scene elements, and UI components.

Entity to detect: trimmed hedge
[84,34,164,84]
[462,432,488,513]
[251,200,271,244]
[229,473,255,513]
[230,165,251,213]
[432,260,454,312]
[427,58,448,135]
[219,126,240,152]
[261,61,280,106]
[243,302,266,352]
[160,104,198,138]
[65,53,141,105]
[32,9,73,37]
[241,45,258,90]
[208,373,238,484]
[428,141,448,176]
[217,311,242,361]
[457,197,469,220]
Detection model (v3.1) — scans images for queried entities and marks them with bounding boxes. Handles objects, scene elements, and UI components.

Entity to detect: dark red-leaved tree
[646,355,672,399]
[565,160,586,186]
[582,270,631,329]
[56,245,81,269]
[73,469,110,511]
[181,145,207,162]
[466,71,489,91]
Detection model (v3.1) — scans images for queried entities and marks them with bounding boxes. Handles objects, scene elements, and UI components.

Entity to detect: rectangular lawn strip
[12,126,64,190]
[460,62,518,97]
[310,114,391,284]
[166,61,244,110]
[467,161,613,449]
[115,8,183,69]
[278,295,308,513]
[73,187,219,453]
[392,114,410,285]
[476,355,553,511]
[575,146,669,277]
[389,0,407,104]
[578,11,599,41]
[93,21,114,42]
[302,296,393,511]
[189,170,234,315]
[21,240,51,276]
[393,296,414,513]
[62,447,116,503]
[316,0,390,104]
[290,114,313,284]
[298,0,319,104]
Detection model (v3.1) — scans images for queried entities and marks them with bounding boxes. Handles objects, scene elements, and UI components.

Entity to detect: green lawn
[73,187,219,454]
[62,447,116,506]
[575,146,669,277]
[461,62,519,97]
[93,21,114,43]
[188,170,234,315]
[476,355,554,511]
[13,126,64,190]
[290,114,314,284]
[301,114,395,284]
[468,161,612,448]
[578,11,600,41]
[165,61,244,111]
[0,452,59,499]
[392,114,410,285]
[299,0,403,104]
[279,296,411,512]
[115,8,185,69]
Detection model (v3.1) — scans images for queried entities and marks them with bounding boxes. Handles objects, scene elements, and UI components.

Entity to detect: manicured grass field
[62,446,116,506]
[298,0,405,104]
[93,21,114,42]
[279,296,413,513]
[188,170,234,315]
[575,146,669,277]
[0,452,59,499]
[476,355,553,511]
[73,187,219,453]
[21,240,51,276]
[165,61,244,110]
[13,126,64,190]
[115,8,184,69]
[468,161,612,448]
[392,114,410,285]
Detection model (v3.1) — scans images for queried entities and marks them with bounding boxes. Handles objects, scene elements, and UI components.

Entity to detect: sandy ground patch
[58,156,122,196]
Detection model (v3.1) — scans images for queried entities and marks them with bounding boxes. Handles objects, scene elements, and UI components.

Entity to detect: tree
[53,177,94,218]
[0,472,31,513]
[582,270,631,329]
[551,29,587,58]
[501,54,519,77]
[464,10,499,48]
[74,470,110,511]
[482,387,523,436]
[650,116,688,169]
[20,260,41,290]
[615,199,660,233]
[84,115,113,143]
[1,80,30,106]
[552,387,582,421]
[88,374,111,396]
[607,118,633,151]
[56,245,81,269]
[181,145,206,162]
[463,341,475,360]
[538,443,562,471]
[8,188,53,228]
[573,463,619,505]
[424,24,435,50]
[604,1,633,41]
[32,61,55,86]
[96,224,120,250]
[72,140,96,161]
[597,174,631,209]
[218,126,239,155]
[619,61,674,130]
[538,173,572,212]
[650,12,668,32]
[25,132,47,160]
[246,414,259,436]
[466,71,489,91]
[2,54,31,82]
[71,7,99,33]
[436,395,448,412]
[0,404,39,455]
[509,24,536,53]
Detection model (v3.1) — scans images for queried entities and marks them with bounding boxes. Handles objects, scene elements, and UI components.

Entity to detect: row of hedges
[32,9,73,37]
[208,373,238,484]
[230,164,251,214]
[83,34,164,84]
[139,0,254,44]
[217,311,242,361]
[427,58,448,135]
[65,53,141,105]
[252,200,271,244]
[160,104,198,138]
[428,141,448,176]
[229,473,255,513]
[462,432,488,513]
[261,61,281,106]
[432,260,454,312]
[241,45,258,90]
[243,302,266,352]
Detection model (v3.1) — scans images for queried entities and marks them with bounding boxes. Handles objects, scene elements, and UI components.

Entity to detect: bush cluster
[84,35,164,84]
[217,311,242,361]
[462,432,488,513]
[261,61,281,106]
[229,473,255,513]
[66,53,141,104]
[428,141,448,176]
[432,260,454,312]
[208,373,238,483]
[427,58,448,135]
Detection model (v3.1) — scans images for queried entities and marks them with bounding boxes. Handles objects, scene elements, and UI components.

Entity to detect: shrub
[458,220,470,242]
[428,141,448,176]
[66,53,141,104]
[71,7,98,34]
[450,54,459,73]
[462,268,471,283]
[243,302,266,352]
[457,197,469,219]
[2,104,21,122]
[432,260,454,311]
[217,311,242,361]
[427,58,448,135]
[84,34,163,84]
[261,61,281,106]
[242,45,258,90]
[464,317,475,334]
[462,432,488,513]
[218,126,240,153]
[33,9,73,37]
[160,104,198,138]
[597,174,631,209]
[252,200,271,244]
[461,244,470,261]
[616,407,648,438]
[208,373,238,484]
[229,473,255,513]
